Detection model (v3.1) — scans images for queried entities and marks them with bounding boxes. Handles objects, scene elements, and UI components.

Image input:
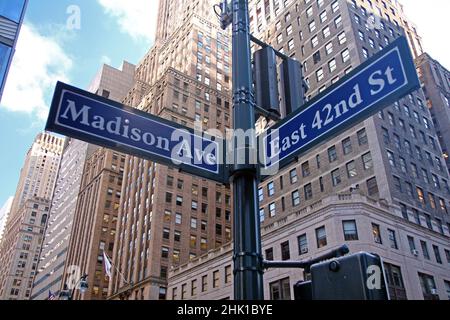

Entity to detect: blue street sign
[46,82,227,183]
[261,36,420,173]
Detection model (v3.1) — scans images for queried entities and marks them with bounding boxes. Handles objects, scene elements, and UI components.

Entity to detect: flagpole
[103,250,129,285]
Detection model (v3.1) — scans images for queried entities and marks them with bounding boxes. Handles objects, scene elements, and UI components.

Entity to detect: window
[309,21,316,33]
[384,263,406,300]
[269,203,276,217]
[372,223,382,244]
[190,235,197,248]
[163,228,170,240]
[433,245,442,264]
[328,146,337,162]
[258,188,264,202]
[316,68,324,82]
[161,247,169,259]
[367,177,379,196]
[331,169,341,186]
[346,161,357,178]
[388,229,398,249]
[343,220,358,241]
[362,152,373,170]
[394,176,402,192]
[338,31,346,45]
[418,273,438,300]
[342,138,352,155]
[445,281,450,300]
[175,213,182,225]
[341,49,350,63]
[316,226,327,248]
[304,184,313,201]
[259,208,265,223]
[292,190,301,207]
[281,241,290,261]
[421,241,430,260]
[357,129,368,145]
[445,249,450,264]
[191,218,197,229]
[202,276,208,292]
[325,42,333,55]
[290,169,298,184]
[268,182,275,196]
[407,236,416,254]
[428,193,436,209]
[265,248,274,261]
[213,271,220,288]
[298,234,308,255]
[225,266,232,284]
[416,187,425,205]
[270,278,291,300]
[301,162,310,177]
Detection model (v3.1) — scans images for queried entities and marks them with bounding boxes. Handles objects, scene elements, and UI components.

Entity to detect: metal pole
[231,0,264,300]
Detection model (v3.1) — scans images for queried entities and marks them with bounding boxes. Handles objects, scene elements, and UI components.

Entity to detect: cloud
[97,0,159,43]
[1,24,73,121]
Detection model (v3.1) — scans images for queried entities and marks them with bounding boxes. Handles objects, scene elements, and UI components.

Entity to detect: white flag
[103,251,112,278]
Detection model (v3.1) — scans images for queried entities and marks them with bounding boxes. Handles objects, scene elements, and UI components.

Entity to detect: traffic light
[215,1,232,30]
[294,252,389,300]
[254,47,281,116]
[280,58,306,115]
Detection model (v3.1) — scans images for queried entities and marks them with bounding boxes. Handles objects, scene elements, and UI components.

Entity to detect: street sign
[46,82,227,183]
[261,36,420,174]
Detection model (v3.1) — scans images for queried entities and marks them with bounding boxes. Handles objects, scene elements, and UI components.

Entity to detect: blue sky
[0,0,159,205]
[0,0,448,206]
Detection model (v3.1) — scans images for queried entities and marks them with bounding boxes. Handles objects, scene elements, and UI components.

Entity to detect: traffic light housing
[294,252,389,300]
[280,58,306,115]
[254,47,281,116]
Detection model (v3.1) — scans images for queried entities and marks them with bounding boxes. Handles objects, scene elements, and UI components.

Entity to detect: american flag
[48,290,56,300]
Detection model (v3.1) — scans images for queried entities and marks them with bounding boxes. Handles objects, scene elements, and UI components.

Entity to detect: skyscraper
[415,53,450,174]
[9,132,64,217]
[0,132,63,300]
[31,61,135,300]
[0,0,28,100]
[0,196,13,241]
[167,0,450,301]
[108,0,233,300]
[58,61,135,301]
[30,139,96,300]
[0,197,50,300]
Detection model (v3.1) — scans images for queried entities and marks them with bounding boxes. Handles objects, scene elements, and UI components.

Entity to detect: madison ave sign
[46,37,420,184]
[46,82,227,183]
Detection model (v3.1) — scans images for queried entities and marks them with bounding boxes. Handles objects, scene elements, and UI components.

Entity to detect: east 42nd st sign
[260,36,420,175]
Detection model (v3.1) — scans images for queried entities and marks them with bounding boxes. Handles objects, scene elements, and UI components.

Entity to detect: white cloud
[1,24,73,120]
[98,0,159,43]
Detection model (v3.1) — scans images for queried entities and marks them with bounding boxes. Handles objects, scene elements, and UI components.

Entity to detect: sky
[0,0,448,206]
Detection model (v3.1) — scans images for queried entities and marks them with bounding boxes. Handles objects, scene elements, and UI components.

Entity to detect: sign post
[230,0,265,300]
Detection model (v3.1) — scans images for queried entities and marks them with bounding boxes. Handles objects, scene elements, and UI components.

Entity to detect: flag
[103,251,112,278]
[48,290,56,300]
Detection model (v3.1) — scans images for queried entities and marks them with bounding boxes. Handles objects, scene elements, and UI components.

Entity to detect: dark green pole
[231,0,264,300]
